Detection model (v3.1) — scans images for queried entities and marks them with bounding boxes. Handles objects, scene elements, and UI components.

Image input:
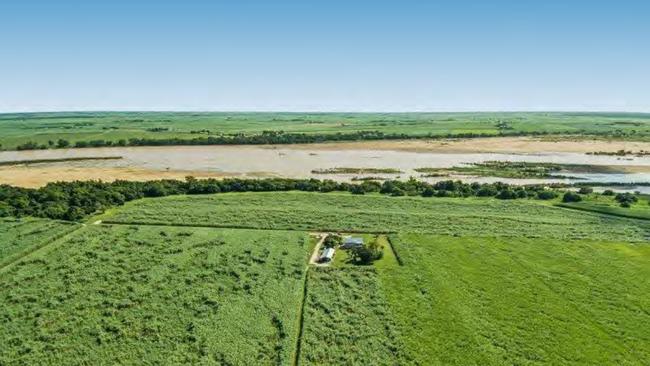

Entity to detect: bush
[537,190,558,200]
[578,187,594,194]
[615,193,638,207]
[349,240,383,265]
[602,189,615,196]
[562,192,583,203]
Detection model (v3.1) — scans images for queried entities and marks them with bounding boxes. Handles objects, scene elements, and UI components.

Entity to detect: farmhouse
[341,237,364,249]
[320,247,336,263]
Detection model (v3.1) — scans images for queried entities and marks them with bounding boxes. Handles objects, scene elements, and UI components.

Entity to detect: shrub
[537,190,558,200]
[562,192,582,203]
[602,189,615,196]
[578,187,594,194]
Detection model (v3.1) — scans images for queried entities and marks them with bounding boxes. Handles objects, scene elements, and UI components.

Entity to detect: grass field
[558,194,650,220]
[100,191,650,241]
[300,267,409,365]
[382,234,650,365]
[0,225,311,365]
[2,111,650,149]
[0,217,79,268]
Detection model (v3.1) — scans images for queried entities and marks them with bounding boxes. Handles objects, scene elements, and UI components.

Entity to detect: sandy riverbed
[2,137,650,187]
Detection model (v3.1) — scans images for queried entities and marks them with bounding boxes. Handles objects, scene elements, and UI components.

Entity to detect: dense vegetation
[1,189,649,365]
[300,268,408,365]
[0,217,78,268]
[102,192,650,241]
[381,234,650,365]
[2,111,650,150]
[0,225,310,365]
[0,177,566,221]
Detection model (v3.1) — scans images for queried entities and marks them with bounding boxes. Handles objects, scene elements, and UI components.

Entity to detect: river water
[1,145,650,189]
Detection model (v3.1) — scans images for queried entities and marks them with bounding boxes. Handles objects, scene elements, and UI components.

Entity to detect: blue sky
[1,0,649,112]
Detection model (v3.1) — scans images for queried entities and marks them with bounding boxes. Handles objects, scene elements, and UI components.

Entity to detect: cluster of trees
[0,177,566,222]
[349,239,384,265]
[323,234,342,249]
[614,193,638,207]
[11,129,580,151]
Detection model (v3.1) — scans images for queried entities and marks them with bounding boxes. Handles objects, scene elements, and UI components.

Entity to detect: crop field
[2,111,650,149]
[101,191,650,241]
[381,234,650,365]
[0,225,311,365]
[300,267,408,365]
[0,217,78,268]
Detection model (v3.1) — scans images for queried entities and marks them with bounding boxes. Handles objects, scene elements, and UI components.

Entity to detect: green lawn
[0,225,310,365]
[101,191,650,241]
[382,234,650,365]
[2,111,650,149]
[0,217,79,268]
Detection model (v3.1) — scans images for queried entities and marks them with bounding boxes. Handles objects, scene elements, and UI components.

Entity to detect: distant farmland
[2,111,650,150]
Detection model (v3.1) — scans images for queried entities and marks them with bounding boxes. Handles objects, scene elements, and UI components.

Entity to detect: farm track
[0,224,83,274]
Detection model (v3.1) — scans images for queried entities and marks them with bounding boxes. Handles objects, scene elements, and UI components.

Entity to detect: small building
[320,248,336,263]
[341,237,364,249]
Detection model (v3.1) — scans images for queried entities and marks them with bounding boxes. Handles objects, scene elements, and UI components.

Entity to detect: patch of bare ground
[279,137,650,154]
[0,166,265,188]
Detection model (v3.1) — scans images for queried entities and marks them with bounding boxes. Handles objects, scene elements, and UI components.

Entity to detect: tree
[602,189,615,196]
[323,234,342,248]
[349,240,383,265]
[56,139,71,148]
[562,192,582,203]
[537,190,558,200]
[578,187,593,194]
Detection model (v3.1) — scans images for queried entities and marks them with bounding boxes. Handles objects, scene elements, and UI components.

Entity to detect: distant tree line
[9,129,606,151]
[0,177,567,221]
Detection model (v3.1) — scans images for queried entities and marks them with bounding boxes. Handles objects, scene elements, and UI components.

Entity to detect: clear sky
[1,0,649,112]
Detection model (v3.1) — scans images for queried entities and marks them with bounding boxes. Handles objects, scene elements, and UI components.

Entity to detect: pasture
[2,111,650,149]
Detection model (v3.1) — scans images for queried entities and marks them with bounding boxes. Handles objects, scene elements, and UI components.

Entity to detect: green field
[558,194,650,221]
[0,217,79,268]
[100,191,650,241]
[382,234,650,365]
[300,267,408,365]
[2,111,650,149]
[1,191,649,365]
[0,225,310,365]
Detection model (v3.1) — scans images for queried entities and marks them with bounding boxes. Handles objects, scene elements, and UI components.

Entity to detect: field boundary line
[293,266,310,366]
[385,235,404,266]
[100,220,398,234]
[0,224,83,274]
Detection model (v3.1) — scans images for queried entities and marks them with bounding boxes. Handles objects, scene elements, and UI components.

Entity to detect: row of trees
[0,177,564,221]
[13,129,577,151]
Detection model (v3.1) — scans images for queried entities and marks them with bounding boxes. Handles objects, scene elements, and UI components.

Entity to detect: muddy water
[1,145,650,185]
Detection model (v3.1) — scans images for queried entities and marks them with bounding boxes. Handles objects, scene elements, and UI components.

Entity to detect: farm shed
[341,237,364,249]
[320,248,335,262]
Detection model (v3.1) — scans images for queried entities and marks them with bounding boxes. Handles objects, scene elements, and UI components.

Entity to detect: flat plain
[2,111,650,149]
